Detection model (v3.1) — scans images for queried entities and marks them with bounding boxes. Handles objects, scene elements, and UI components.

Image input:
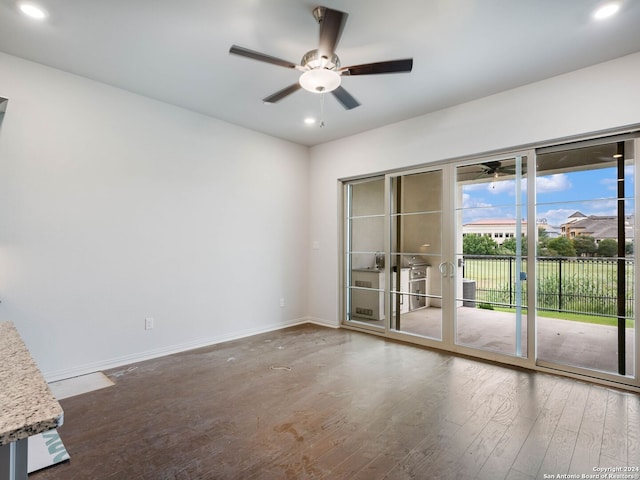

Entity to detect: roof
[563,213,635,240]
[568,211,587,218]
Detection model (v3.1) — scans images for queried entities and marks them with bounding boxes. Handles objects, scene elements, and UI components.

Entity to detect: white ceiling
[1,0,640,146]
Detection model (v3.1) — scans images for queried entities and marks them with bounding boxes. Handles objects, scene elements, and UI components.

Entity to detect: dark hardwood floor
[33,324,639,479]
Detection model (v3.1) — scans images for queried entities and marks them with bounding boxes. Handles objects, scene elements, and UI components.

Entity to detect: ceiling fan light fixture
[299,68,341,93]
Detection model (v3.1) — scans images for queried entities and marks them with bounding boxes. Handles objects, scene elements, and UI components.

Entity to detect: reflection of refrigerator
[409,264,429,310]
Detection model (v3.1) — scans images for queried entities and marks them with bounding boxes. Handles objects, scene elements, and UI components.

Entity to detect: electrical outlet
[145,317,154,330]
[279,298,285,308]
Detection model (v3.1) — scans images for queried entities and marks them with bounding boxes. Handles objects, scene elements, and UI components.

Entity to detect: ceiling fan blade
[263,83,302,103]
[318,8,347,59]
[341,58,413,76]
[332,86,360,110]
[480,161,501,174]
[229,45,299,69]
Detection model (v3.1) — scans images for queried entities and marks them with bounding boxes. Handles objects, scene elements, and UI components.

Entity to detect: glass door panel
[454,156,529,357]
[535,141,635,377]
[390,170,444,340]
[346,178,386,329]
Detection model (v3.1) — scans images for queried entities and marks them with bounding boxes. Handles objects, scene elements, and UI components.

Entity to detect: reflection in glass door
[454,156,529,357]
[345,177,386,329]
[535,139,636,378]
[389,169,445,340]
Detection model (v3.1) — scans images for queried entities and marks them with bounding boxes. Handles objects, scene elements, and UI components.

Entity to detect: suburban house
[1,2,639,478]
[560,211,635,244]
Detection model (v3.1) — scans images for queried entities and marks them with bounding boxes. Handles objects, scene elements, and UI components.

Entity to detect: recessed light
[18,2,47,19]
[304,118,316,125]
[592,2,620,20]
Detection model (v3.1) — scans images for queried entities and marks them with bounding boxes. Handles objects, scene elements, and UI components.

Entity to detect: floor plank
[510,378,573,476]
[556,381,590,433]
[628,395,640,467]
[601,389,628,465]
[569,385,608,474]
[475,413,536,480]
[537,426,578,477]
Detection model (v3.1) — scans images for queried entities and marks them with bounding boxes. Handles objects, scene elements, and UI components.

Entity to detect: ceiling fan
[478,161,517,178]
[229,6,413,110]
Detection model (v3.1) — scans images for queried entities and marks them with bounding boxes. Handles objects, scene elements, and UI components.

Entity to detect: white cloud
[603,168,635,192]
[625,165,634,178]
[461,193,493,209]
[536,174,571,193]
[460,193,513,223]
[537,208,576,227]
[601,178,617,192]
[462,183,488,192]
[488,180,515,195]
[588,200,619,216]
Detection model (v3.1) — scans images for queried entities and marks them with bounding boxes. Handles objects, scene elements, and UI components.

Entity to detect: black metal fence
[462,255,634,318]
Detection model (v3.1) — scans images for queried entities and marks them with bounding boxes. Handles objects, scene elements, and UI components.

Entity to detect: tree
[537,227,550,243]
[463,234,500,255]
[500,237,517,254]
[498,228,550,256]
[546,237,576,257]
[572,235,597,257]
[501,237,527,256]
[625,242,634,256]
[597,238,618,257]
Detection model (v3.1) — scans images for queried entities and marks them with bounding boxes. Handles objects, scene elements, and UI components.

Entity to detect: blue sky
[461,166,634,226]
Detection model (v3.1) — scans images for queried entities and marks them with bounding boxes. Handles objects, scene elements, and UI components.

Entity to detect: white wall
[0,52,310,381]
[308,52,640,326]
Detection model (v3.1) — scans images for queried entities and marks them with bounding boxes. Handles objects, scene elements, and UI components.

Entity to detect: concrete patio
[354,306,636,377]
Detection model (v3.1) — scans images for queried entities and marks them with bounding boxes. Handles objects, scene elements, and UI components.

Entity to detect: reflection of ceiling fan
[478,161,517,178]
[229,6,413,110]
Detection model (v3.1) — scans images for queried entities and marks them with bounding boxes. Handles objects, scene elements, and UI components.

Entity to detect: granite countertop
[0,322,64,446]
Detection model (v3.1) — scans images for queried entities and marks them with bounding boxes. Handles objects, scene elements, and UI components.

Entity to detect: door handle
[439,262,456,278]
[448,261,455,278]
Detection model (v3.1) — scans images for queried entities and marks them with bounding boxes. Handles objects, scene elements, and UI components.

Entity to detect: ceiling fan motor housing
[301,49,340,71]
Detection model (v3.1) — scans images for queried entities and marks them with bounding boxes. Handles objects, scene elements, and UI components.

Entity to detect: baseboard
[43,316,314,383]
[306,316,340,328]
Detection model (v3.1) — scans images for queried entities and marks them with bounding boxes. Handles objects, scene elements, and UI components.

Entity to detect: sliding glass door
[389,169,446,341]
[535,139,636,378]
[345,177,386,330]
[454,155,529,358]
